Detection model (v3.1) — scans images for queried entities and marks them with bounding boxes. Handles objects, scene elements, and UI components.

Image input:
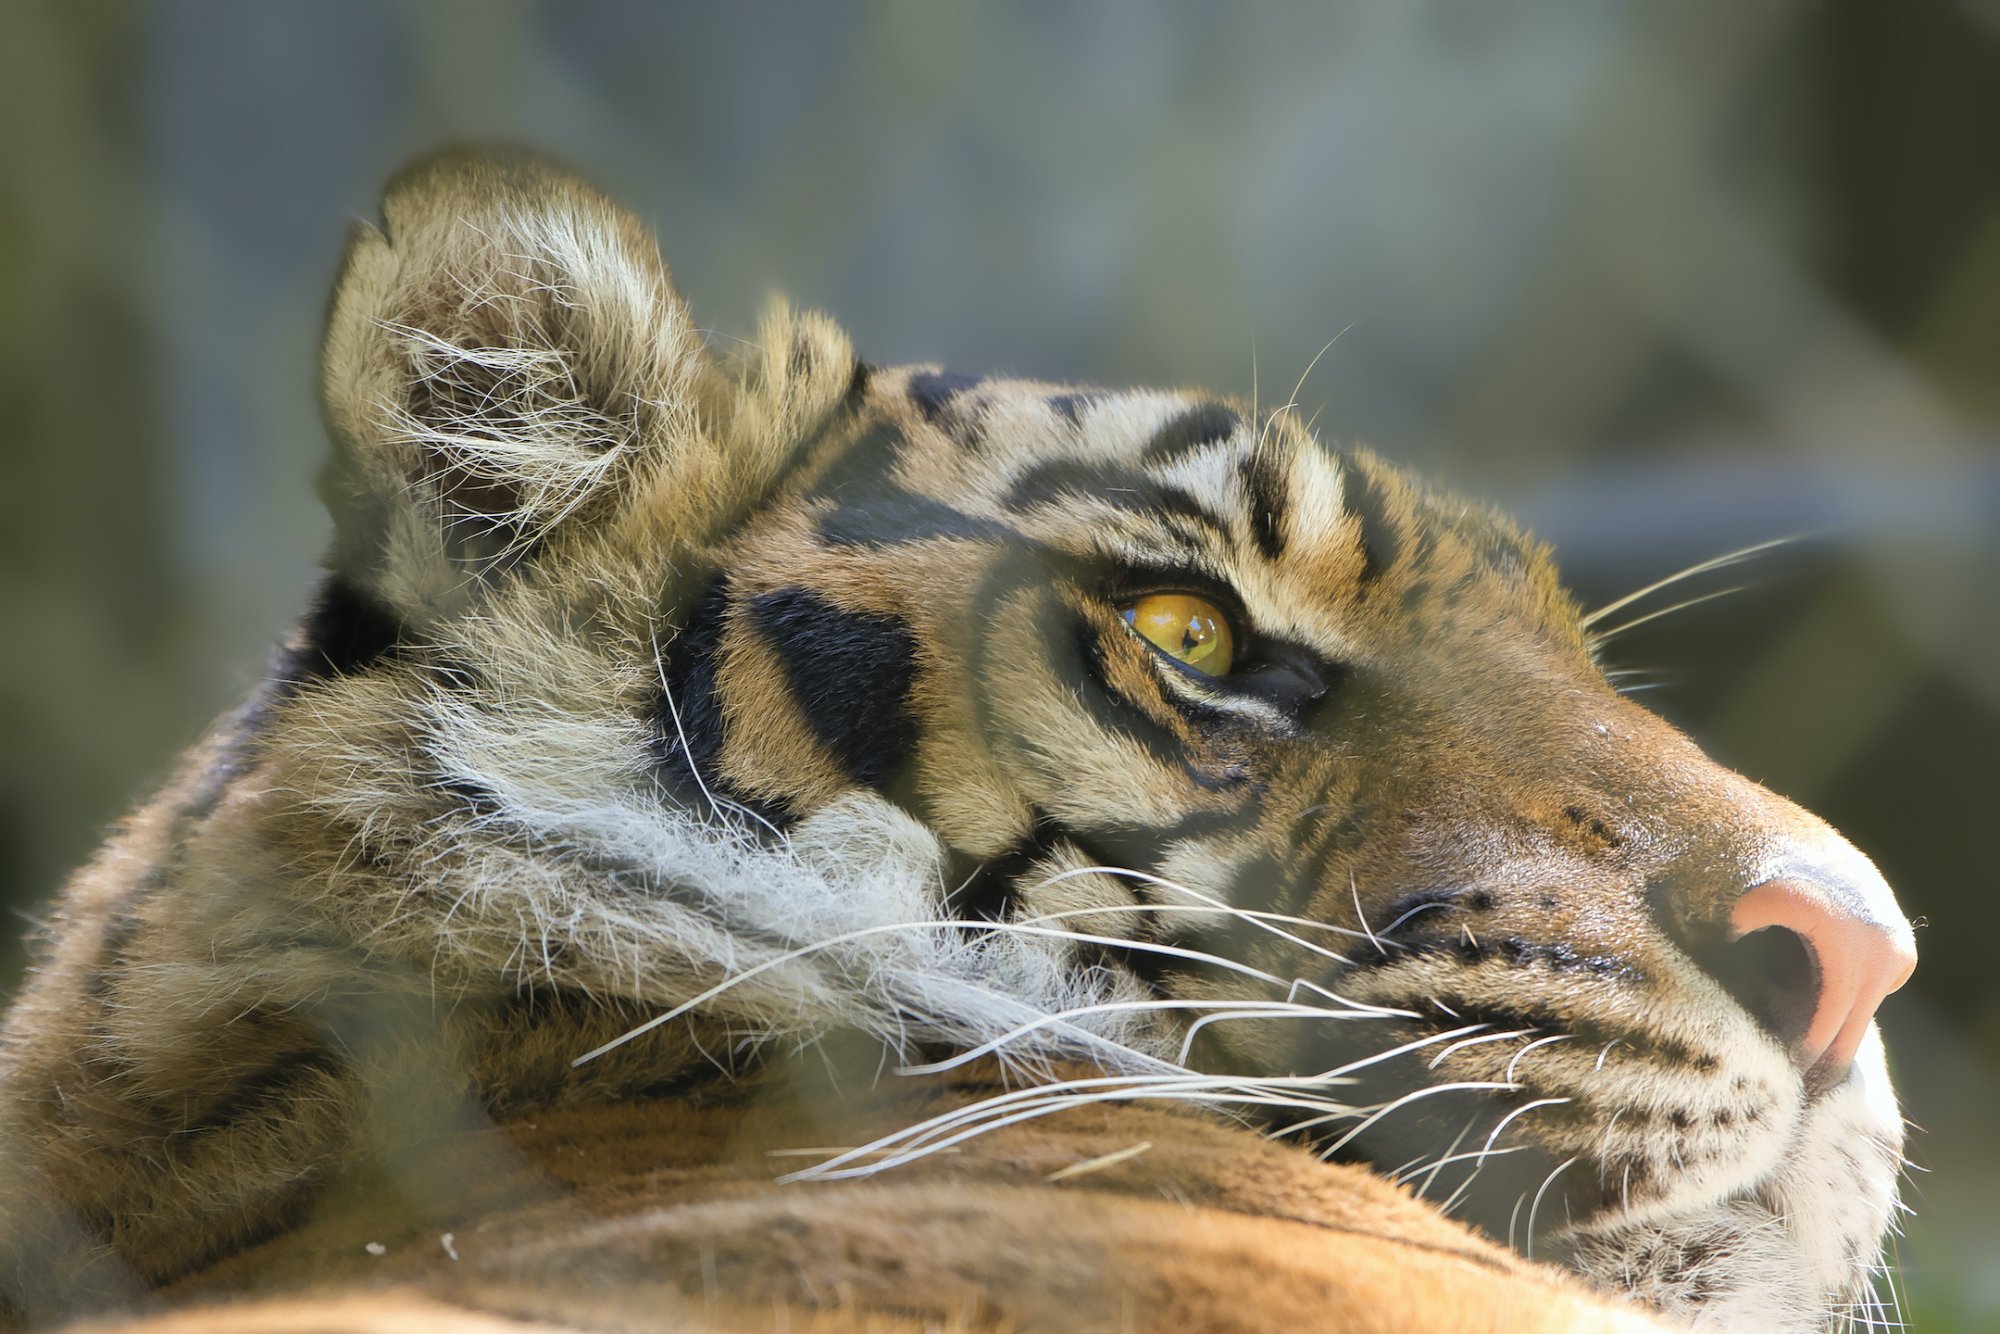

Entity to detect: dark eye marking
[1072,620,1248,793]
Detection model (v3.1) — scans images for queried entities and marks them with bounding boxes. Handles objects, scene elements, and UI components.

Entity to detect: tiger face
[682,363,1915,1326]
[0,150,1913,1332]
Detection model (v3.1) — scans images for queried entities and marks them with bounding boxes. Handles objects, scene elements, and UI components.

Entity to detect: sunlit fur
[0,150,1908,1332]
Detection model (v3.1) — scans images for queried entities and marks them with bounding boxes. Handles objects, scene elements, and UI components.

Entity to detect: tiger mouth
[1257,971,1905,1325]
[1241,961,1812,1234]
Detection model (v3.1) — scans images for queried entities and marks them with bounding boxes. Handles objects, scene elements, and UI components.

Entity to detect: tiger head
[308,150,1914,1330]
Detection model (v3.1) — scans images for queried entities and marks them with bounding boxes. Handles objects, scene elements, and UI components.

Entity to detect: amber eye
[1120,592,1236,676]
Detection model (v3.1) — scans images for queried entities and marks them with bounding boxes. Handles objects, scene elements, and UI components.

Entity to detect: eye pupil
[1121,592,1236,677]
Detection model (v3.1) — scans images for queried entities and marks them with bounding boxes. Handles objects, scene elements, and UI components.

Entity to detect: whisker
[650,625,787,840]
[1402,1117,1476,1198]
[1380,899,1458,936]
[1270,323,1359,448]
[1019,870,1385,963]
[787,1076,1367,1182]
[1426,1027,1531,1070]
[1524,1155,1580,1261]
[1503,1033,1573,1083]
[793,1024,1498,1182]
[1588,585,1748,646]
[1577,534,1798,630]
[1474,1097,1574,1179]
[571,916,1295,1067]
[1172,1003,1400,1067]
[893,996,1396,1077]
[1401,1141,1529,1190]
[1279,1079,1520,1149]
[1351,872,1383,954]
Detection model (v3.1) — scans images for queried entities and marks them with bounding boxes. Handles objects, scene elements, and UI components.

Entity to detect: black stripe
[184,1040,348,1136]
[182,683,287,821]
[83,905,147,1001]
[843,360,875,407]
[1047,391,1099,424]
[1140,403,1239,467]
[1241,447,1288,561]
[818,490,1017,548]
[652,579,793,829]
[1337,455,1402,587]
[945,820,1069,922]
[908,370,984,424]
[202,576,417,817]
[1004,460,1234,541]
[279,576,403,684]
[747,587,919,790]
[1336,932,1642,984]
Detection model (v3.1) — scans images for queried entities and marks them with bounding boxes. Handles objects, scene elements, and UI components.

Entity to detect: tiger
[0,148,1914,1333]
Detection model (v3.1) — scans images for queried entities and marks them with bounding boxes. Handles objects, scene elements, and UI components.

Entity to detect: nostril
[1726,877,1917,1080]
[1710,924,1820,1054]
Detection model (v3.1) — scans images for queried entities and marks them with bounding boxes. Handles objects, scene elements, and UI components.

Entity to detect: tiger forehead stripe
[1139,402,1242,468]
[1266,429,1347,566]
[1333,451,1403,588]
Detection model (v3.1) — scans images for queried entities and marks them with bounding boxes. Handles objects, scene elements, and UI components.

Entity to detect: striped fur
[0,150,1906,1331]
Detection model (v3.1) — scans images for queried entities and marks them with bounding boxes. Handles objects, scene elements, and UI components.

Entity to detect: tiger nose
[1728,877,1917,1080]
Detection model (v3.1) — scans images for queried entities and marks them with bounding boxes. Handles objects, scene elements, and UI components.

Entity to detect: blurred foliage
[1,1,1996,1326]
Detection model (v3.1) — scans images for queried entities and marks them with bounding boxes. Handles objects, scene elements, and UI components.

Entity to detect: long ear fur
[319,148,719,624]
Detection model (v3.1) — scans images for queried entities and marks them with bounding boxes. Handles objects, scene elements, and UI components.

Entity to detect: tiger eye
[1121,593,1236,676]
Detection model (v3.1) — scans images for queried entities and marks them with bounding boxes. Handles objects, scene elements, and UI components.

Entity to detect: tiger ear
[319,147,720,623]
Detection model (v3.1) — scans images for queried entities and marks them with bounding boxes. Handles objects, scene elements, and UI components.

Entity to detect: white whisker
[1350,872,1382,953]
[571,917,1295,1067]
[1425,1027,1524,1070]
[1587,585,1748,645]
[893,997,1395,1077]
[1281,1079,1519,1149]
[1379,899,1457,936]
[1503,1033,1572,1084]
[1524,1155,1580,1261]
[1578,535,1797,630]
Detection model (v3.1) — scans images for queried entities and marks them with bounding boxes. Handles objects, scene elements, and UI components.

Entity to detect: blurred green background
[2,2,1995,1326]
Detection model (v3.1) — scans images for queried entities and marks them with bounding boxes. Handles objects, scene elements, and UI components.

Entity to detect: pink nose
[1730,879,1917,1078]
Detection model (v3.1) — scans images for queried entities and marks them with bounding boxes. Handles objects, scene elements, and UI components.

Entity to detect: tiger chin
[0,148,1913,1332]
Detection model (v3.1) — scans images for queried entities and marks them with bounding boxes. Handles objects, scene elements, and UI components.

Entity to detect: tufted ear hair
[319,147,721,624]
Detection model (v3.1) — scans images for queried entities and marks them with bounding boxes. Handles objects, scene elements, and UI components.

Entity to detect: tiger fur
[0,149,1913,1331]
